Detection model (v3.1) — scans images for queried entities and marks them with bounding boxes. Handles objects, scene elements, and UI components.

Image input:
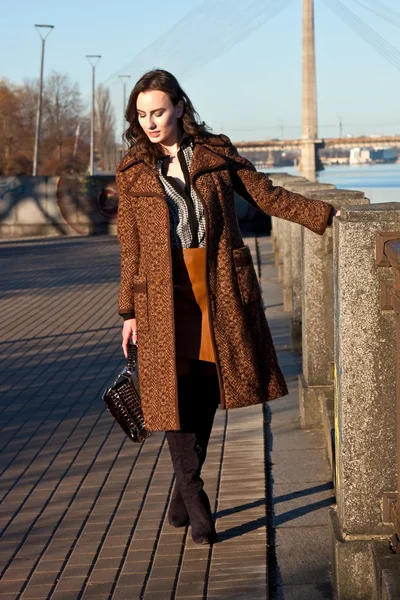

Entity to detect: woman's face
[137,90,183,146]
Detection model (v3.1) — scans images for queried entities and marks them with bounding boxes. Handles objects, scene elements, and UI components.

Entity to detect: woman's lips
[148,131,160,137]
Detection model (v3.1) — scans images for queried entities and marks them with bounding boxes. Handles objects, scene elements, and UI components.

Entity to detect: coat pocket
[233,246,261,306]
[132,276,149,331]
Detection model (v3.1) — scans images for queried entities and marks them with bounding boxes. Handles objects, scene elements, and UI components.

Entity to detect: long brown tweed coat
[116,134,333,431]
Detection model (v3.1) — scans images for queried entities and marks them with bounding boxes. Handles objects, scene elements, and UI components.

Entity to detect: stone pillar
[282,220,293,312]
[300,141,318,182]
[281,183,336,328]
[273,216,284,282]
[299,192,368,428]
[290,221,303,349]
[299,190,367,340]
[268,174,307,276]
[282,183,336,312]
[269,177,336,319]
[331,203,400,599]
[268,176,334,316]
[271,215,278,258]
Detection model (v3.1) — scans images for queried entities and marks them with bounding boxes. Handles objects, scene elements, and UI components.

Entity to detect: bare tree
[17,80,38,160]
[96,84,116,172]
[0,79,34,174]
[43,71,83,162]
[0,81,18,171]
[0,73,91,175]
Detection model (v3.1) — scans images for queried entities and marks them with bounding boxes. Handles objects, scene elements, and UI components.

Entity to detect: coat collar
[190,136,227,179]
[118,134,228,198]
[117,133,228,174]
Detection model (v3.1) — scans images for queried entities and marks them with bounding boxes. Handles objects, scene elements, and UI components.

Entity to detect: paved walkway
[257,237,334,600]
[0,234,334,600]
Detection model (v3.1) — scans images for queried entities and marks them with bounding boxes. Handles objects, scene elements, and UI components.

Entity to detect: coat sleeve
[116,170,140,319]
[220,135,334,235]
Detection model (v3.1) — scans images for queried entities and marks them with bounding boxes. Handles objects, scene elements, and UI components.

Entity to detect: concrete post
[299,192,368,428]
[268,174,307,277]
[300,141,317,182]
[273,217,284,282]
[290,221,303,349]
[268,176,334,316]
[270,174,336,312]
[330,203,400,599]
[281,182,337,316]
[282,220,293,311]
[283,183,335,313]
[268,176,336,319]
[300,190,367,341]
[271,215,278,258]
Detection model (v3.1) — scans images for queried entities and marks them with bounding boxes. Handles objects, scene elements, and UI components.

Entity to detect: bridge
[234,135,400,153]
[251,0,400,180]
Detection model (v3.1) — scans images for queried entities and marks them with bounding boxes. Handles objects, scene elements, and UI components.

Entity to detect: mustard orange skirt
[172,247,215,364]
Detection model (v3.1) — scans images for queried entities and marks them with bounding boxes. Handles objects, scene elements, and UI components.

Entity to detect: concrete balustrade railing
[331,204,400,600]
[270,177,368,428]
[0,175,118,237]
[0,175,270,239]
[271,176,400,599]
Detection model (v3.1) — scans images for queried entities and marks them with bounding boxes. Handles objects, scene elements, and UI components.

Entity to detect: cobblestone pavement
[0,236,268,600]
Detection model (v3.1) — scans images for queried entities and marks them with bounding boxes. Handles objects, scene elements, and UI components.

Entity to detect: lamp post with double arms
[33,24,54,176]
[86,55,101,176]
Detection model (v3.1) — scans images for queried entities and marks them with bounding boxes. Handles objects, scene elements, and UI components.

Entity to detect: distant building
[349,148,371,165]
[370,148,396,163]
[349,147,396,165]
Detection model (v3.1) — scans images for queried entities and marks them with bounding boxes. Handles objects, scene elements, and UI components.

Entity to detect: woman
[116,69,337,545]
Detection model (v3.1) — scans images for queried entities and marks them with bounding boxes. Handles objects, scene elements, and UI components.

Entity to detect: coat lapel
[118,136,228,198]
[190,143,228,182]
[126,164,165,199]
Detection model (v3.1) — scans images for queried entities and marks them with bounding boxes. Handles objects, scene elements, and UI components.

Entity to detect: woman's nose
[146,116,155,130]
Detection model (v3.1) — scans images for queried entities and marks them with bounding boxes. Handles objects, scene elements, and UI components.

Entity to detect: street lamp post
[119,75,131,147]
[86,55,101,176]
[338,116,343,138]
[33,24,54,177]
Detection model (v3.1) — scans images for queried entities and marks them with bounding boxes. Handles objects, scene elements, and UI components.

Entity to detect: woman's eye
[154,112,163,117]
[138,114,145,119]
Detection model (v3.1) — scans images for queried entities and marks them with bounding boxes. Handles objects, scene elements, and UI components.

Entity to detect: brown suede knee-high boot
[167,405,216,528]
[166,430,216,544]
[167,375,192,528]
[167,368,219,543]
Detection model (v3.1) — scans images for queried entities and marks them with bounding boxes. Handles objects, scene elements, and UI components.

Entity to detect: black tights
[175,359,219,430]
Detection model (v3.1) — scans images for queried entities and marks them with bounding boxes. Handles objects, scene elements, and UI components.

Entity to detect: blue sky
[2,0,400,142]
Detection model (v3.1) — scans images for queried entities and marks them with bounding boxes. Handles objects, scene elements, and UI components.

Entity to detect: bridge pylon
[301,0,323,181]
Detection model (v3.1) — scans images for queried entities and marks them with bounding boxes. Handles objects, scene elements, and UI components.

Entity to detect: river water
[270,163,400,204]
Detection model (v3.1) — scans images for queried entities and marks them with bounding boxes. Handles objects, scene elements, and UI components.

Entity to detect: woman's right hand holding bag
[122,318,137,358]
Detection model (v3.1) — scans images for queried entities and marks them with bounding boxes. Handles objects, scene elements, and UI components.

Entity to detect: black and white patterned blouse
[156,135,206,249]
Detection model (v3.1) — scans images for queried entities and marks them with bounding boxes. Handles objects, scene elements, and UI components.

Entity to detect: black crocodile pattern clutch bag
[102,344,151,443]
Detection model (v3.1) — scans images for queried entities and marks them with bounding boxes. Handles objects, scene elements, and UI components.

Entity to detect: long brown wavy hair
[124,69,210,168]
